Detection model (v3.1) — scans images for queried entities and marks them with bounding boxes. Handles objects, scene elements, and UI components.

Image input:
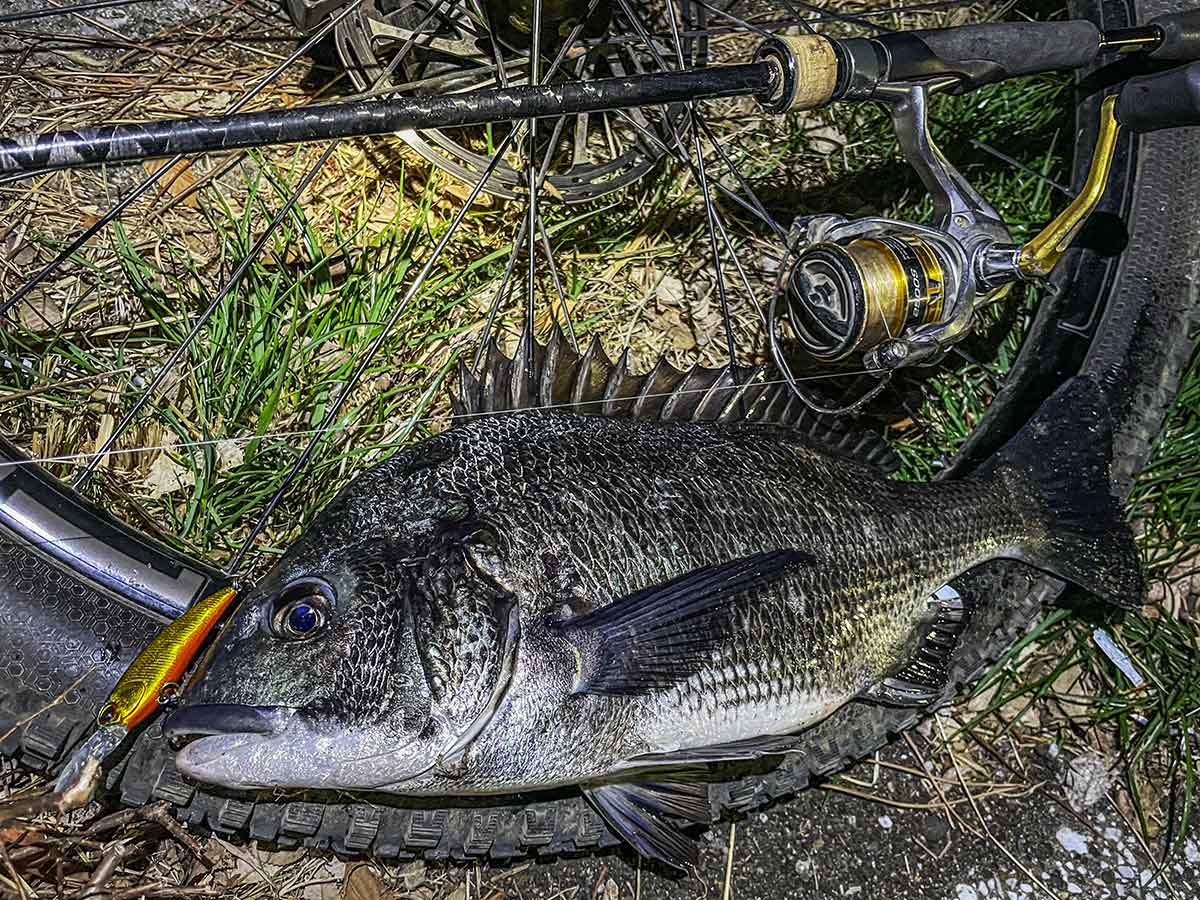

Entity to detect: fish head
[168,451,517,792]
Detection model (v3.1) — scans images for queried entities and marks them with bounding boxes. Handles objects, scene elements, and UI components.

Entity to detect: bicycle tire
[1,0,1197,862]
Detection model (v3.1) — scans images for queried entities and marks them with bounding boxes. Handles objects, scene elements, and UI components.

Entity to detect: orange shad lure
[53,586,236,800]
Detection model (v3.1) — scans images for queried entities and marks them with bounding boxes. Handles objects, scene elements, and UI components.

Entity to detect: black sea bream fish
[166,334,1141,869]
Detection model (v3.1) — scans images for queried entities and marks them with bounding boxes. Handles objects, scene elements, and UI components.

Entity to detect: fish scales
[378,414,1026,789]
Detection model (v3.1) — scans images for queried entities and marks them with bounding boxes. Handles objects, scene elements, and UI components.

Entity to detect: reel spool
[784,233,952,363]
[771,214,976,379]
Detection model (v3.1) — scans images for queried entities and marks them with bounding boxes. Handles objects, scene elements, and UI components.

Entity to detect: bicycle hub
[482,0,611,47]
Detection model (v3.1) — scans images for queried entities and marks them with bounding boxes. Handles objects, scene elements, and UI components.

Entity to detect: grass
[1,0,1198,895]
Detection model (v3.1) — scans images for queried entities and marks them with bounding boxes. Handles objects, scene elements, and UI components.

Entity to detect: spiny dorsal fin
[452,328,900,472]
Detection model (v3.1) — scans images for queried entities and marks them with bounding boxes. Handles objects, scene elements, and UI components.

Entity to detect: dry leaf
[342,863,385,900]
[259,847,307,866]
[14,294,64,330]
[142,158,199,208]
[216,439,244,472]
[656,274,686,307]
[143,450,194,498]
[444,176,494,208]
[399,860,426,892]
[302,859,346,900]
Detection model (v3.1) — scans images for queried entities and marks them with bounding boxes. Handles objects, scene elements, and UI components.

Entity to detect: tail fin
[982,376,1143,609]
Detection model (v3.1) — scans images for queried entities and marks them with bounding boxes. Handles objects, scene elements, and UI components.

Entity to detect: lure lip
[163,703,294,741]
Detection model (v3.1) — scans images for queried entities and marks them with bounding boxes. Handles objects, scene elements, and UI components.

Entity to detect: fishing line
[0,369,885,470]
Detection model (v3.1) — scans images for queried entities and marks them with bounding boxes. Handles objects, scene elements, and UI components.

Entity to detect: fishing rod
[3,16,1197,179]
[0,60,781,177]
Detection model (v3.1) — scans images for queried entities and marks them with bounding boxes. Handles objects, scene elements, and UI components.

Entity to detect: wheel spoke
[368,0,462,92]
[71,143,338,489]
[534,114,578,348]
[662,0,738,368]
[538,212,577,347]
[473,213,531,371]
[229,126,522,573]
[929,114,1073,198]
[523,0,545,399]
[470,12,591,370]
[686,0,774,39]
[0,0,366,322]
[615,0,743,367]
[0,0,164,27]
[694,117,786,241]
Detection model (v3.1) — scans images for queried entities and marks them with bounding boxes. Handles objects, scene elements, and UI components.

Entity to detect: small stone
[1056,826,1089,855]
[1185,840,1199,863]
[1063,750,1116,812]
[878,815,893,830]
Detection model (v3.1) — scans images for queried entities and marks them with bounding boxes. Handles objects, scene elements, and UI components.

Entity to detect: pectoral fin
[583,781,710,873]
[557,549,814,695]
[860,582,974,707]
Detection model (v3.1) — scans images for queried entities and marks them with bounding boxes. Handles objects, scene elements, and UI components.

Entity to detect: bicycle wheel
[1,0,1196,864]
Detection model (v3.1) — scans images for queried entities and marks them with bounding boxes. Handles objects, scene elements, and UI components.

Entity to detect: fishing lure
[53,586,237,797]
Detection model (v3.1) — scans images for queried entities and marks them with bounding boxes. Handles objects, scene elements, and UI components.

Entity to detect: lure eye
[271,580,333,641]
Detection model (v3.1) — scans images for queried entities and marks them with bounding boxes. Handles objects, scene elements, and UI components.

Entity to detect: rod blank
[0,63,775,177]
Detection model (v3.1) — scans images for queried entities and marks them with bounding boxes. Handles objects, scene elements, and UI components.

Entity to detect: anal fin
[861,583,974,707]
[583,781,710,872]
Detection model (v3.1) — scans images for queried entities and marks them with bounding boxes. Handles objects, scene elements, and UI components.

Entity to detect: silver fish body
[167,372,1140,867]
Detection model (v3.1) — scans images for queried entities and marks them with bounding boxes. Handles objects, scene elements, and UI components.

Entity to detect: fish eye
[271,579,333,642]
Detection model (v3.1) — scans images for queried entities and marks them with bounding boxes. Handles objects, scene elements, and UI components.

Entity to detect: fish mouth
[164,704,295,741]
[166,704,303,789]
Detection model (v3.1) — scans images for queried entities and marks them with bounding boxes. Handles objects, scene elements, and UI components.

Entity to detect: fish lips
[164,703,293,740]
[165,704,302,789]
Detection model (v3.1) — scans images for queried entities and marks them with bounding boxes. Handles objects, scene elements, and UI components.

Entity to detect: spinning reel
[769,72,1029,392]
[761,34,1139,411]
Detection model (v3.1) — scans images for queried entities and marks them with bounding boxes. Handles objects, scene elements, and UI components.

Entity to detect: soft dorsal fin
[452,328,900,472]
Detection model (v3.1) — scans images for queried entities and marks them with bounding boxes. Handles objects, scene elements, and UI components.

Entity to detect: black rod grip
[1148,10,1200,62]
[876,20,1101,89]
[1116,62,1200,132]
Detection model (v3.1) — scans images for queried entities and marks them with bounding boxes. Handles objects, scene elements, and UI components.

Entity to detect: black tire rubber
[2,0,1198,862]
